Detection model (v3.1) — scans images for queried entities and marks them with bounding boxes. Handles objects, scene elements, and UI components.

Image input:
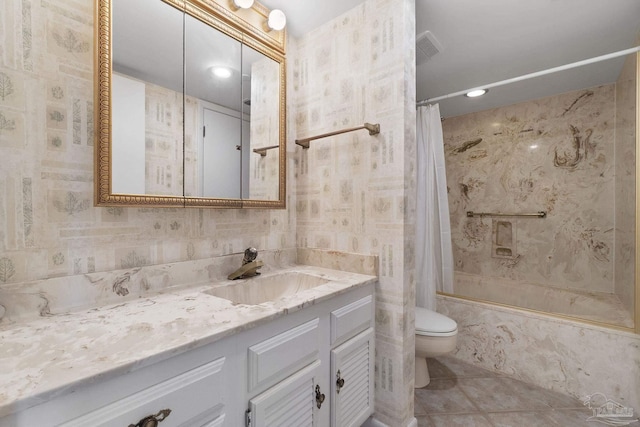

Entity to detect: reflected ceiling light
[231,0,254,10]
[465,89,488,98]
[212,67,232,79]
[267,9,286,31]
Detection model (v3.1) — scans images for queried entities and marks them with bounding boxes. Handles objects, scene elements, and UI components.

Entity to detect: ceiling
[262,0,640,118]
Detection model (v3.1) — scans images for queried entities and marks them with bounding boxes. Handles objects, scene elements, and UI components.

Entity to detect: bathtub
[436,293,640,415]
[445,272,633,329]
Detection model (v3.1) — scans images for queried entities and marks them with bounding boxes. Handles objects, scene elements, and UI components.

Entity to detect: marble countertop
[0,262,376,419]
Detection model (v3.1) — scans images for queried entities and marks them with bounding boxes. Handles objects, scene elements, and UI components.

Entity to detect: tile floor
[414,356,640,427]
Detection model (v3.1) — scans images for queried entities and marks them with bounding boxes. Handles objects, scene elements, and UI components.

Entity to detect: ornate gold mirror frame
[95,0,286,208]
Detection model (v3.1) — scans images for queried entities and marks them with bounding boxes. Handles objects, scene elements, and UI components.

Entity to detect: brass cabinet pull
[315,384,325,409]
[336,370,345,394]
[128,409,172,427]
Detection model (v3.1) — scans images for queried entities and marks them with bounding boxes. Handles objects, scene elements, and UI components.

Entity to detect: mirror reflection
[112,0,184,197]
[106,0,284,205]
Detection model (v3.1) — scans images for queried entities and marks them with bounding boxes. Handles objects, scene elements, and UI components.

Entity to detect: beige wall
[443,85,618,294]
[291,0,416,424]
[0,0,294,283]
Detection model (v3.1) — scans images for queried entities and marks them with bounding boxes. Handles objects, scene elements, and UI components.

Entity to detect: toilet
[415,307,458,388]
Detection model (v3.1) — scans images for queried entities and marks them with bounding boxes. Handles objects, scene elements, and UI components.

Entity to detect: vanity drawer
[330,295,373,347]
[61,357,227,427]
[247,318,320,392]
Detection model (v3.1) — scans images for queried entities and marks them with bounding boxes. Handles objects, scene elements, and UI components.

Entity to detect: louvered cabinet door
[249,360,323,427]
[330,328,375,427]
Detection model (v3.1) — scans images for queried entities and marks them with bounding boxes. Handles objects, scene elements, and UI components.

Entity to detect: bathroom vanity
[0,250,376,427]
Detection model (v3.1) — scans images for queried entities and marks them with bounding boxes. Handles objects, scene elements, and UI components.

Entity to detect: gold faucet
[227,247,264,280]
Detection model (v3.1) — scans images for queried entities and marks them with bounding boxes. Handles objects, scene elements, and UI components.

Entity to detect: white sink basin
[204,271,331,305]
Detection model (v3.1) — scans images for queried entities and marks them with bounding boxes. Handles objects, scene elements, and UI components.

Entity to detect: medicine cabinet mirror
[95,0,286,208]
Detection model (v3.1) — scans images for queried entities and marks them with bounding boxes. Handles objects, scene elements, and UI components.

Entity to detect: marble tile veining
[438,295,640,414]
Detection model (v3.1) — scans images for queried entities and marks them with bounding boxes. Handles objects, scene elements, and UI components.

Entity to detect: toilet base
[415,356,430,388]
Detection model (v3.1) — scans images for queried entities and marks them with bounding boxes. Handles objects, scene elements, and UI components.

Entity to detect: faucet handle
[242,247,258,264]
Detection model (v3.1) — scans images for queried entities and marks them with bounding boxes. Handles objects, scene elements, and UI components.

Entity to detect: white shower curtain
[416,104,454,310]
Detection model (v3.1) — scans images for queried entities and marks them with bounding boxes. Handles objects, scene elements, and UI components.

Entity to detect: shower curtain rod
[416,46,640,107]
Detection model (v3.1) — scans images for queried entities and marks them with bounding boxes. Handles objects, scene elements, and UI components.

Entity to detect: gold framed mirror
[95,0,286,209]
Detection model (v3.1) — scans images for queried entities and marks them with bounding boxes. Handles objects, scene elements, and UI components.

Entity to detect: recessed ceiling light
[212,67,232,79]
[465,89,488,98]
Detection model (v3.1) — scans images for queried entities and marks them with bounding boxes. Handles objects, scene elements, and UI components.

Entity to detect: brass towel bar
[253,145,279,156]
[466,211,547,218]
[295,123,381,149]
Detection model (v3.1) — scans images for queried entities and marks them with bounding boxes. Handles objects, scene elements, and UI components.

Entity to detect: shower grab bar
[295,123,380,149]
[466,211,547,218]
[253,145,279,156]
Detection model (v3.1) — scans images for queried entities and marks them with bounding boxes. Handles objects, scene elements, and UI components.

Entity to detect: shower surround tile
[443,85,617,294]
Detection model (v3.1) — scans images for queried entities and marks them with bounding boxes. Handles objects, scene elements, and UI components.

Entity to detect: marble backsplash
[0,247,379,325]
[443,84,619,294]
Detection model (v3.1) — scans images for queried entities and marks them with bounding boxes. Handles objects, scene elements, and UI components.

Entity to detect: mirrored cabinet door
[184,12,244,199]
[111,0,185,197]
[242,44,281,201]
[97,0,286,208]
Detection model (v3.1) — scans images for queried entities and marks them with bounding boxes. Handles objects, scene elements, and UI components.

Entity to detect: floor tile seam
[423,411,498,426]
[499,377,583,410]
[483,408,571,415]
[479,411,498,427]
[484,410,562,427]
[453,377,486,414]
[456,376,558,413]
[413,397,428,417]
[429,373,498,380]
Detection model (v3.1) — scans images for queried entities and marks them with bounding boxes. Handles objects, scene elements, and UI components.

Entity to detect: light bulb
[232,0,254,9]
[267,9,286,31]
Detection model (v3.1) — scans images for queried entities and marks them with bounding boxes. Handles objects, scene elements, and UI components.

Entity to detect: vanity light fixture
[230,0,254,10]
[267,9,286,31]
[465,89,488,98]
[212,67,232,78]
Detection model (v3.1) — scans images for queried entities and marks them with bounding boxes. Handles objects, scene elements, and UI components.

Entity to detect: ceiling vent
[416,30,443,66]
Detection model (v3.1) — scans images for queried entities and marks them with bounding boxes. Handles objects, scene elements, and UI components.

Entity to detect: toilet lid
[415,307,458,336]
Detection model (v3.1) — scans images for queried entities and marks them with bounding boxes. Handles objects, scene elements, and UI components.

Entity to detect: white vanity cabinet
[2,336,239,427]
[0,283,374,427]
[241,288,374,427]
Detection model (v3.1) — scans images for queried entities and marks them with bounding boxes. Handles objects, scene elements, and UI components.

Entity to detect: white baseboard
[362,416,417,427]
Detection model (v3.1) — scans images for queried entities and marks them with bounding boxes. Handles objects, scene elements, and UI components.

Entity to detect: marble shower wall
[0,0,295,285]
[614,53,637,315]
[292,0,417,425]
[443,85,618,294]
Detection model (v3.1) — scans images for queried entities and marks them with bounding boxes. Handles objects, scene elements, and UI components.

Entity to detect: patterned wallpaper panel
[0,0,294,284]
[292,0,417,424]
